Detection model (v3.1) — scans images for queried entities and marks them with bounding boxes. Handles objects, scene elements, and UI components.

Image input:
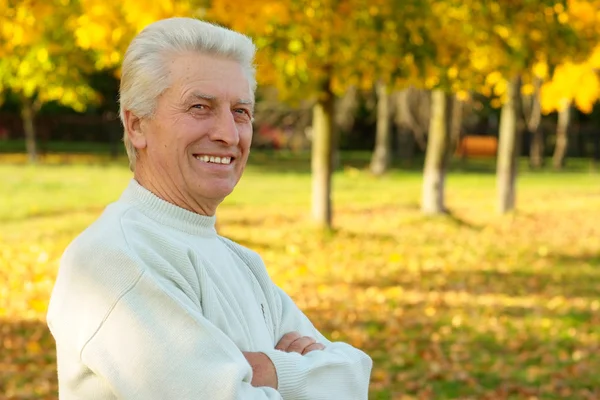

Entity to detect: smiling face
[125,52,254,215]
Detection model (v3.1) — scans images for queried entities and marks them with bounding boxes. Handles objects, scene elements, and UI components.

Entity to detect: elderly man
[47,17,372,399]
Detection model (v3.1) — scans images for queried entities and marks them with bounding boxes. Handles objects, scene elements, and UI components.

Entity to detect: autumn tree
[540,0,600,169]
[522,75,545,168]
[0,0,98,163]
[403,0,597,214]
[208,0,426,229]
[399,2,475,215]
[73,0,192,70]
[369,81,392,175]
[460,1,594,213]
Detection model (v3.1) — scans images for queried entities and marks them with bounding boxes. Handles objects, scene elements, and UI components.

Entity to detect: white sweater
[47,179,372,399]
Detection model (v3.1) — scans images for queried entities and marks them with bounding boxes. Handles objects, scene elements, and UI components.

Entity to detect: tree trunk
[497,77,520,214]
[449,95,463,155]
[553,102,571,170]
[529,128,545,168]
[370,81,391,175]
[330,120,340,171]
[523,77,544,168]
[396,127,415,167]
[422,89,450,215]
[395,88,429,151]
[21,97,38,163]
[311,79,335,229]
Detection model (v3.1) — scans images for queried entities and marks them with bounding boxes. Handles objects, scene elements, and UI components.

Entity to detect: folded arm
[261,286,373,400]
[81,270,282,400]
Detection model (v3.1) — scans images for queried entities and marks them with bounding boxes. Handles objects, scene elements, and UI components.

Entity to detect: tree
[422,90,451,214]
[409,2,476,215]
[497,77,520,214]
[539,2,600,168]
[553,100,572,169]
[393,87,430,165]
[522,76,544,168]
[464,0,595,213]
[73,0,192,70]
[369,81,392,175]
[0,0,98,163]
[208,0,425,229]
[540,50,600,169]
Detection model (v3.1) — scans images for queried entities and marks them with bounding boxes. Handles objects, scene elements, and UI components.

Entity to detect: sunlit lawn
[1,152,599,399]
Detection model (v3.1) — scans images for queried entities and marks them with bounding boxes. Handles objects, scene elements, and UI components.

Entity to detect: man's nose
[209,109,240,146]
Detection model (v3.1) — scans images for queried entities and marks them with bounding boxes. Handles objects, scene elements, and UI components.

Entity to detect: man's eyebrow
[237,98,255,110]
[186,92,254,108]
[187,92,217,102]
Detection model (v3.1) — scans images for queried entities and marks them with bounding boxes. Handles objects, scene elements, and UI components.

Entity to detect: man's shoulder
[55,200,167,304]
[63,202,132,261]
[64,199,172,261]
[48,201,149,346]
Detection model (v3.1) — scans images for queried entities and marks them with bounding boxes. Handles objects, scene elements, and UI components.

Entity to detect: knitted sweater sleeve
[218,237,372,399]
[261,286,373,400]
[80,263,283,400]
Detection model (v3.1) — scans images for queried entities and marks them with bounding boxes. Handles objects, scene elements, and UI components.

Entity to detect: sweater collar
[120,179,217,236]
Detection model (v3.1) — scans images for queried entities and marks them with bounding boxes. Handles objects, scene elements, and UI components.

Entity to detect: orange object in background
[456,135,498,158]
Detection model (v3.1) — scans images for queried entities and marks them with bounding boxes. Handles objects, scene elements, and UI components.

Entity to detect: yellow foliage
[532,60,548,79]
[568,0,600,31]
[521,83,535,96]
[541,48,600,114]
[75,0,191,69]
[0,0,100,111]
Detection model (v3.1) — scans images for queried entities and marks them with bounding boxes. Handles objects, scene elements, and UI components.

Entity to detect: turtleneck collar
[119,179,217,237]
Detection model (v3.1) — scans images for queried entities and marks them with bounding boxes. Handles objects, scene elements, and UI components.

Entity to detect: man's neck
[133,166,218,217]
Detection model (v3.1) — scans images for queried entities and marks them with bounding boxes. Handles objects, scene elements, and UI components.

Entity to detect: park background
[1,0,600,399]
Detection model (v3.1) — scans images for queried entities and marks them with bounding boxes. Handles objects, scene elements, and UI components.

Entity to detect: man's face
[135,52,254,209]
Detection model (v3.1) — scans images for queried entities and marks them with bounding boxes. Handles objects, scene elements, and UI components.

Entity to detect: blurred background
[1,1,599,399]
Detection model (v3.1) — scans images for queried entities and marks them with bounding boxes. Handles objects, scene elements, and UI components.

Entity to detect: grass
[1,151,599,399]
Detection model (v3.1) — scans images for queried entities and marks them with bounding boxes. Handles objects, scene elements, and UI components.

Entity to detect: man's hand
[243,333,325,388]
[243,352,278,389]
[275,331,325,355]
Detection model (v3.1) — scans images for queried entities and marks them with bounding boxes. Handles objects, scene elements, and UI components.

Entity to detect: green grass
[1,152,599,399]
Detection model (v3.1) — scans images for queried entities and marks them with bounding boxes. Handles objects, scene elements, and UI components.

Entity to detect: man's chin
[195,185,234,203]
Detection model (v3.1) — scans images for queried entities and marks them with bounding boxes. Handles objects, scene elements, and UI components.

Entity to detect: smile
[194,155,233,165]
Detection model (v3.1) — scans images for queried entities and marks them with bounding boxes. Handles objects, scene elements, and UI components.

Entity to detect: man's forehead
[167,52,254,103]
[186,91,253,104]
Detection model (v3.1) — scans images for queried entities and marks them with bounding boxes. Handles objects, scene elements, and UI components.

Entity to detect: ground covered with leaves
[1,154,599,399]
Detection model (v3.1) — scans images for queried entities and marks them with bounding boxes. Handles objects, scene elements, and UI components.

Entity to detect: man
[47,17,372,399]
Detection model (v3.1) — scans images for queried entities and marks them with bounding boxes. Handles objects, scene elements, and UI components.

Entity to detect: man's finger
[301,342,325,355]
[287,336,316,354]
[275,331,301,351]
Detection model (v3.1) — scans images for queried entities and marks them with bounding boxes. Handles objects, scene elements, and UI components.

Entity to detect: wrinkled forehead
[166,52,254,103]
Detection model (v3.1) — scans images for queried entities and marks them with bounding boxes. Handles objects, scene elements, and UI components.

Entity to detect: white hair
[119,17,257,171]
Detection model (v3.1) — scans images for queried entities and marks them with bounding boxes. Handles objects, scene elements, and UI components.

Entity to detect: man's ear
[124,110,147,150]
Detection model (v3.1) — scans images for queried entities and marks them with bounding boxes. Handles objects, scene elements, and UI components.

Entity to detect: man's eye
[192,104,208,110]
[234,109,252,119]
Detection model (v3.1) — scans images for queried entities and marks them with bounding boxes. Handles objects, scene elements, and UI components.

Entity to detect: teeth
[195,155,232,165]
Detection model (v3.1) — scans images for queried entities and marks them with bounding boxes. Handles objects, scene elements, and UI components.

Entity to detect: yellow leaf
[288,39,303,53]
[532,61,548,79]
[521,83,535,96]
[26,340,42,355]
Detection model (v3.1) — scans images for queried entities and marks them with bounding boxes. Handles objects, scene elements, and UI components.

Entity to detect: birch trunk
[422,89,450,215]
[311,80,335,229]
